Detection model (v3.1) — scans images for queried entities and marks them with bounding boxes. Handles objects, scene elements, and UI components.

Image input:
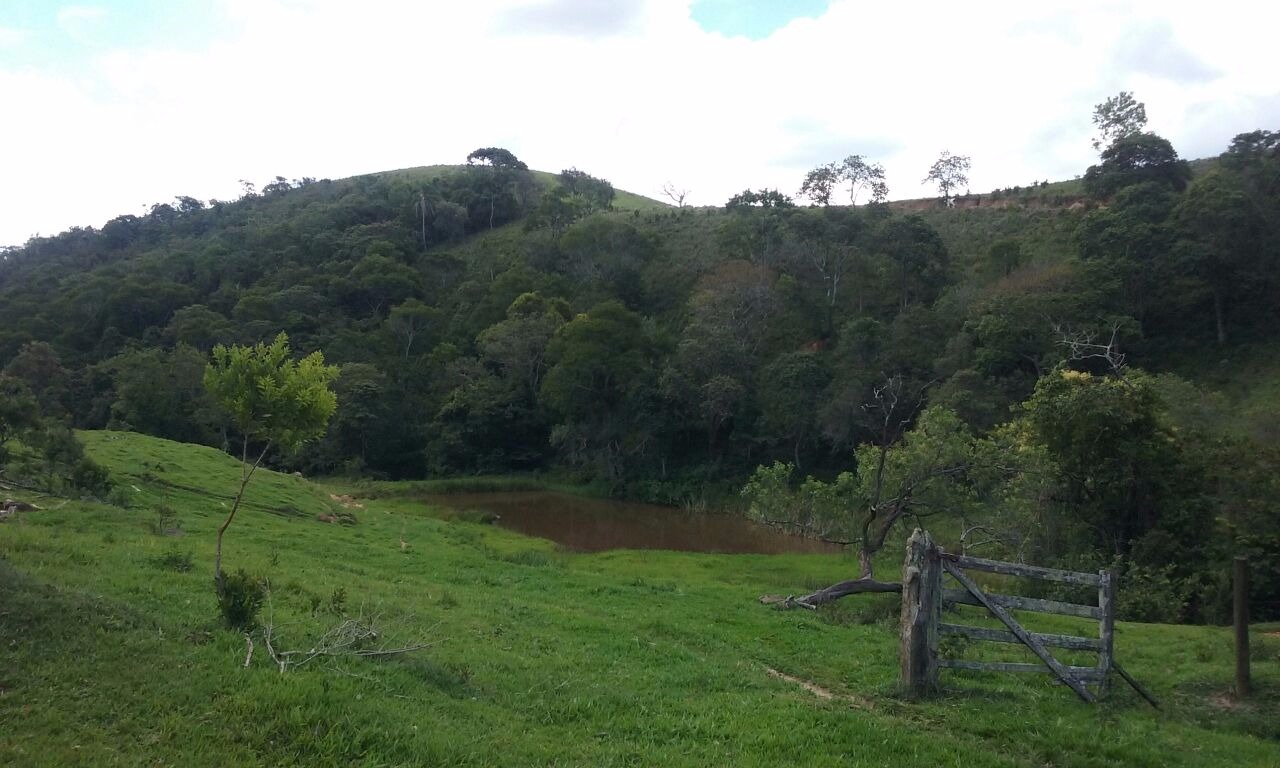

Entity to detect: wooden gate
[900,529,1155,705]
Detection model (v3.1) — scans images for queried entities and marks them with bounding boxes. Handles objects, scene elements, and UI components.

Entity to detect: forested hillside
[2,129,1278,623]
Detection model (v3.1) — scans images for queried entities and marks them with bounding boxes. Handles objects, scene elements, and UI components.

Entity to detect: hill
[1,430,1277,765]
[1,136,1278,630]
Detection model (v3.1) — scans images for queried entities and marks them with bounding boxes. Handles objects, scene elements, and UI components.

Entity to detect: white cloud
[0,25,29,48]
[2,0,1279,246]
[56,5,108,26]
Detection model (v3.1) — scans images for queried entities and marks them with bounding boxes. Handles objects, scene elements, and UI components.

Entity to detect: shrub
[1117,564,1191,623]
[105,485,132,508]
[71,457,114,497]
[154,549,194,572]
[217,569,265,629]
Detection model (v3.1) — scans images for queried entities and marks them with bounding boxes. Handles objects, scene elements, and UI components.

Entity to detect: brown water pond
[420,491,841,555]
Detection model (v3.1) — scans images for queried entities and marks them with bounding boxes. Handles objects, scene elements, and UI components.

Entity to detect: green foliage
[923,150,971,201]
[745,405,979,576]
[2,139,1280,621]
[556,167,615,210]
[1084,132,1192,199]
[0,376,40,459]
[216,568,265,629]
[725,188,794,209]
[203,333,338,453]
[152,548,195,572]
[1092,91,1148,151]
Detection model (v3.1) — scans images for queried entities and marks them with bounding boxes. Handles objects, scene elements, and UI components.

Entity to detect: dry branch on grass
[254,595,439,673]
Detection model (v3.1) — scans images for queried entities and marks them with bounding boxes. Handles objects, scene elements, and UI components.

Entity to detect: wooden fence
[900,529,1155,705]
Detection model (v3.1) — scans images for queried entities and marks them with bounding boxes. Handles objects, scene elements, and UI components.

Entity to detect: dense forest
[1,110,1278,624]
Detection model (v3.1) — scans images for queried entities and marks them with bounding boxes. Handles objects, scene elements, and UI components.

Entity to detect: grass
[1,430,1277,766]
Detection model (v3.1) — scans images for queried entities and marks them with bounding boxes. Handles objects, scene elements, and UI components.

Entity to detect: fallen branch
[259,603,439,673]
[761,577,902,609]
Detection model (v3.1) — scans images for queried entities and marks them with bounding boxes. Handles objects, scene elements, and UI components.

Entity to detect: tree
[756,351,830,468]
[541,301,650,482]
[103,344,221,445]
[1092,91,1147,152]
[524,186,592,236]
[661,182,689,207]
[203,333,337,595]
[3,341,69,417]
[798,163,840,206]
[0,376,41,462]
[726,189,794,209]
[745,401,979,604]
[1083,132,1191,199]
[1076,181,1177,323]
[465,147,528,170]
[387,299,439,357]
[1172,169,1263,344]
[875,215,950,309]
[799,156,888,206]
[923,151,970,204]
[984,239,1025,277]
[1015,368,1212,587]
[838,155,888,204]
[557,167,615,210]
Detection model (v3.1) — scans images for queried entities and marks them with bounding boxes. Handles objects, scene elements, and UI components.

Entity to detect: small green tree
[203,333,338,594]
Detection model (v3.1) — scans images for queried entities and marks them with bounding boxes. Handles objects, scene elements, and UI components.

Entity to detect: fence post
[1098,569,1114,695]
[1235,556,1250,698]
[900,528,940,697]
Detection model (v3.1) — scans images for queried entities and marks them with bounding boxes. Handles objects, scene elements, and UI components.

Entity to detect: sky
[2,0,1278,247]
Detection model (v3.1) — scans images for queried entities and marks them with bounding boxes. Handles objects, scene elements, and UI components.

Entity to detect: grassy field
[1,431,1277,766]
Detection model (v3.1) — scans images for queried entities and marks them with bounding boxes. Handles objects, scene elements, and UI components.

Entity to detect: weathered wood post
[900,528,941,697]
[1098,569,1114,695]
[1234,556,1250,698]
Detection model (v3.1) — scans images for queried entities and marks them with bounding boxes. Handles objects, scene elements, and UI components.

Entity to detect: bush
[106,485,132,508]
[1117,564,1192,623]
[71,457,114,497]
[154,549,194,572]
[217,569,266,629]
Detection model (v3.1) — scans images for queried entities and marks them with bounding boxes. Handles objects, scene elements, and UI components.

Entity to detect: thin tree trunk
[214,437,271,594]
[1213,288,1227,345]
[857,546,874,580]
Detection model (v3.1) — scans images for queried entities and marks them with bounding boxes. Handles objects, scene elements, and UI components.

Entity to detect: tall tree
[839,155,889,204]
[923,151,971,204]
[1092,91,1147,151]
[798,163,840,206]
[1172,169,1263,344]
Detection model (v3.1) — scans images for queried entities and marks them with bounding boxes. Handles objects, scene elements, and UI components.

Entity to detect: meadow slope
[1,431,1277,766]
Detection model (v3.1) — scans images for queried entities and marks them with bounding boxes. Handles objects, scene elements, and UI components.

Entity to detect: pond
[421,491,841,555]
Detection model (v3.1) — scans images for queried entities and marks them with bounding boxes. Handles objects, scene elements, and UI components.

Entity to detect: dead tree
[661,182,689,207]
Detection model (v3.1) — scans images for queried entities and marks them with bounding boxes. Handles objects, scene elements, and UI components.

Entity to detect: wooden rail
[938,552,1103,586]
[938,623,1102,651]
[941,589,1103,619]
[899,529,1153,706]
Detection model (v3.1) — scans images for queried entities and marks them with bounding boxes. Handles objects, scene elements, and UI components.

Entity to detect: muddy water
[421,491,840,555]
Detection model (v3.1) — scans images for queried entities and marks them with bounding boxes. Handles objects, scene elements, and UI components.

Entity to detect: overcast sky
[2,0,1278,247]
